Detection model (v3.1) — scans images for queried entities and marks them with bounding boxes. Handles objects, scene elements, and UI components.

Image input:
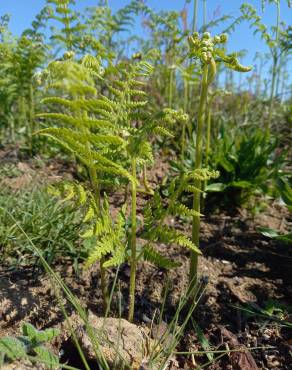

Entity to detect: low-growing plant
[206,127,284,207]
[0,186,84,270]
[258,177,292,244]
[0,322,61,369]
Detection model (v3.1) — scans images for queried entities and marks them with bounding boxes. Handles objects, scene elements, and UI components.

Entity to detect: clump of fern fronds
[141,169,219,266]
[37,55,191,320]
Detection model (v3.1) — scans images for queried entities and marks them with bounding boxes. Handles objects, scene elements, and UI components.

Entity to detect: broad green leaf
[277,178,292,207]
[192,320,214,362]
[34,346,60,370]
[258,227,279,238]
[22,323,60,343]
[229,180,253,189]
[0,337,27,360]
[206,183,226,192]
[258,227,292,245]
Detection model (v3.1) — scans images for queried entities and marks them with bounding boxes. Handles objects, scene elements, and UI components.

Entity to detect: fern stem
[181,78,188,159]
[201,98,212,211]
[192,0,199,33]
[28,81,35,154]
[190,64,209,289]
[128,157,137,322]
[100,257,109,314]
[89,167,108,312]
[203,0,207,32]
[169,68,174,108]
[266,0,280,135]
[86,132,108,312]
[266,54,278,135]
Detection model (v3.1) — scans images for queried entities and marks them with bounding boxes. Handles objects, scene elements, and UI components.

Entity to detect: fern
[84,202,127,269]
[143,245,181,269]
[37,54,194,320]
[47,0,85,52]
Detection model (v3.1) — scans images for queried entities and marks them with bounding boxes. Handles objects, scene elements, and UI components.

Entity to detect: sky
[0,0,291,90]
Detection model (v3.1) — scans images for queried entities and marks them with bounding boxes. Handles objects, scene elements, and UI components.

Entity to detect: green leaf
[276,234,292,244]
[258,227,292,244]
[34,346,60,370]
[192,320,214,362]
[229,180,253,189]
[258,227,280,238]
[22,323,60,343]
[277,178,292,207]
[205,183,226,192]
[0,337,27,361]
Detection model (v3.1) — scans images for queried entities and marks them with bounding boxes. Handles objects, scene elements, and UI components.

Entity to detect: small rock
[74,312,157,369]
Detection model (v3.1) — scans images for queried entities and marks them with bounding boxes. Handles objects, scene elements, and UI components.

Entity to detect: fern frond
[36,113,83,128]
[185,185,203,193]
[102,241,125,268]
[170,203,203,218]
[84,235,114,268]
[187,169,219,181]
[84,205,127,269]
[153,126,174,138]
[83,201,95,222]
[155,225,201,254]
[143,245,180,269]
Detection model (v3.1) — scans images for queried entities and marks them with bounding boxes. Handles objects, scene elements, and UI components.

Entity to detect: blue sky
[1,1,291,90]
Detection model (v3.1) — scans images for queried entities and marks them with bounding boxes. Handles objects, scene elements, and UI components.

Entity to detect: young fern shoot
[37,55,188,321]
[36,57,133,312]
[187,31,251,288]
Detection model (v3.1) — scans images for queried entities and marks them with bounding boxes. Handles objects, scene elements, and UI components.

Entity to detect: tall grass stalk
[148,278,206,369]
[2,207,110,370]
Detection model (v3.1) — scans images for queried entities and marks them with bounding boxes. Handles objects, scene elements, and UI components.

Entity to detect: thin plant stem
[142,164,153,194]
[169,67,174,108]
[28,81,35,153]
[266,0,280,134]
[203,0,207,32]
[201,96,212,210]
[128,157,137,322]
[205,101,212,171]
[192,0,198,33]
[190,64,209,288]
[181,78,188,159]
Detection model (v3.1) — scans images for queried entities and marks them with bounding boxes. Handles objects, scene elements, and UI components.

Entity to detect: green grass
[0,185,86,270]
